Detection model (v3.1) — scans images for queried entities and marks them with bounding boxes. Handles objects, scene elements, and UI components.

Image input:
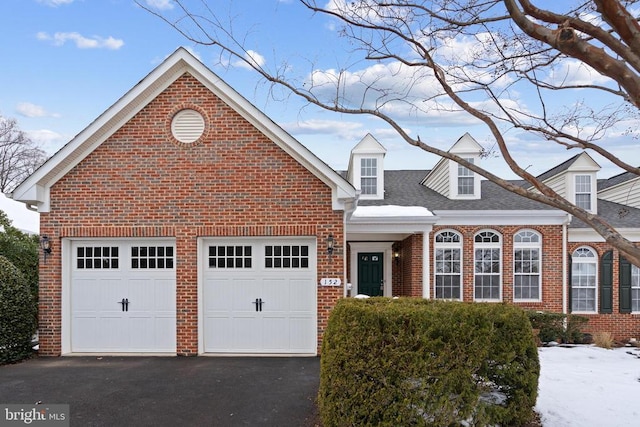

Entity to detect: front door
[358,252,384,296]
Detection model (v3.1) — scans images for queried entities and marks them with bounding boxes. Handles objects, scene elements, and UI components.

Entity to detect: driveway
[0,356,321,426]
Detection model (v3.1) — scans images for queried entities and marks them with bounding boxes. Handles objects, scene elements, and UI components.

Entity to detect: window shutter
[599,250,613,313]
[568,252,573,313]
[620,256,632,313]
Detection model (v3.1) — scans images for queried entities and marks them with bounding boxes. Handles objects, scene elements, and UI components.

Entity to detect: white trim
[432,230,463,301]
[423,232,430,299]
[9,47,356,212]
[349,242,393,297]
[569,228,640,242]
[473,229,503,302]
[570,246,599,314]
[433,210,569,225]
[512,229,542,303]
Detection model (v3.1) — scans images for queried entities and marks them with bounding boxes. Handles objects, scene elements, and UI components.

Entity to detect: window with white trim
[575,175,592,210]
[513,230,541,301]
[360,158,377,195]
[434,231,462,300]
[458,158,474,195]
[474,231,501,301]
[631,264,640,312]
[571,247,597,312]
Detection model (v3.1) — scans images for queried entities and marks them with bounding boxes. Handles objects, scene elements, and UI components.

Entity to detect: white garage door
[202,237,317,354]
[70,240,176,353]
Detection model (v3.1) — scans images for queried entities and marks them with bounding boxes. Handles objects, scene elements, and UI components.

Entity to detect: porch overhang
[346,205,437,241]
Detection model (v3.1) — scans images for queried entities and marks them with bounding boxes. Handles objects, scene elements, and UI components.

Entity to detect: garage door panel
[202,238,317,354]
[70,240,176,353]
[231,278,260,312]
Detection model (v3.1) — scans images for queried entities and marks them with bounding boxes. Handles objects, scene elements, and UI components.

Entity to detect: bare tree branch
[139,0,640,267]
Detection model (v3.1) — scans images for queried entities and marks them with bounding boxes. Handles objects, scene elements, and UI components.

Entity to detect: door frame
[349,242,393,297]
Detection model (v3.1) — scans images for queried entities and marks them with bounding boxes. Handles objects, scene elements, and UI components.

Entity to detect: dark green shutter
[568,253,573,313]
[620,256,632,313]
[599,251,613,313]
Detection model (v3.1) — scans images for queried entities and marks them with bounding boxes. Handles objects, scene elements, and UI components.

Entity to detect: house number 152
[320,278,342,286]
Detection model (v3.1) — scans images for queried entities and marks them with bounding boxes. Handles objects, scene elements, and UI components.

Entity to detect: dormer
[422,133,482,200]
[535,152,600,213]
[347,134,386,200]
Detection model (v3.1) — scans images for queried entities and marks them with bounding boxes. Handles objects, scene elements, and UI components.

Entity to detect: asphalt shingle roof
[346,170,640,228]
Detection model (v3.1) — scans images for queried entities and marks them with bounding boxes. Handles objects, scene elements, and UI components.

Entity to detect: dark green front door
[358,253,384,296]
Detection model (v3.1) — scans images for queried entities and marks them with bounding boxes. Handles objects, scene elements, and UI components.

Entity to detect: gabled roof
[536,152,600,182]
[346,133,386,183]
[598,170,640,191]
[420,132,482,186]
[9,47,356,211]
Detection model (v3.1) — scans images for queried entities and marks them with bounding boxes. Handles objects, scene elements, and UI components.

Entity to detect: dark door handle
[124,298,129,312]
[259,298,265,311]
[118,298,126,312]
[253,298,260,312]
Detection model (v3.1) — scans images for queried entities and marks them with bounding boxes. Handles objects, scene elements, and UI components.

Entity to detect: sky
[536,345,640,426]
[0,0,637,233]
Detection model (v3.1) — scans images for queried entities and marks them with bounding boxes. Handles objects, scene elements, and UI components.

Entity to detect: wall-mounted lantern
[40,235,52,263]
[327,234,335,256]
[394,251,400,264]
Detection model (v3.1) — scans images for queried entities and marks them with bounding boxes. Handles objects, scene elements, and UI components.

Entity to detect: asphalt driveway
[0,356,321,426]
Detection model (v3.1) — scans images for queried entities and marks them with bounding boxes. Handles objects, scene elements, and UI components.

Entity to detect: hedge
[0,256,37,364]
[319,298,539,426]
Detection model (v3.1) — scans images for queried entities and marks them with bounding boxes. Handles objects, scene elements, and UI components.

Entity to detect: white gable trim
[9,48,356,212]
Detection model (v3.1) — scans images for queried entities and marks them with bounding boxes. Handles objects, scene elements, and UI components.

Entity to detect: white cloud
[37,0,75,6]
[26,129,67,153]
[233,50,266,70]
[36,32,124,50]
[15,102,60,118]
[144,0,174,11]
[545,59,611,87]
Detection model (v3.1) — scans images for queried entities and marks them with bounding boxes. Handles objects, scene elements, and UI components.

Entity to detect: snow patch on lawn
[537,346,640,427]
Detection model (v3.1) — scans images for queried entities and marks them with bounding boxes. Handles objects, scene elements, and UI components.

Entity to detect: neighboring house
[8,48,640,356]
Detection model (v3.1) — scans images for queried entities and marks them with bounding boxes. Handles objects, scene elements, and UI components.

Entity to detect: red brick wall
[429,225,565,311]
[38,73,344,356]
[393,234,423,297]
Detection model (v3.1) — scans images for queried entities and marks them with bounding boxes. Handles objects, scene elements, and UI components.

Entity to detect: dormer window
[458,158,474,195]
[361,158,377,195]
[575,175,592,210]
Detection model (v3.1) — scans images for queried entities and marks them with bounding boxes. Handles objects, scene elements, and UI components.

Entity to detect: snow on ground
[537,345,640,427]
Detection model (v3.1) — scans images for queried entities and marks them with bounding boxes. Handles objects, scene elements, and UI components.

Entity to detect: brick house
[9,48,640,356]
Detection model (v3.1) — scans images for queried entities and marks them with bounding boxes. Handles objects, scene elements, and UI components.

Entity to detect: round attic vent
[171,109,205,143]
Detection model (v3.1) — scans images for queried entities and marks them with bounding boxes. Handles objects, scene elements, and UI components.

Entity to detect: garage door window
[265,245,309,268]
[131,246,174,269]
[208,245,252,268]
[76,246,119,269]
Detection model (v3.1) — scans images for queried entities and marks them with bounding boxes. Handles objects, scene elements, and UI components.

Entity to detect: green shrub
[527,311,588,344]
[0,256,37,364]
[0,211,39,302]
[319,298,539,426]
